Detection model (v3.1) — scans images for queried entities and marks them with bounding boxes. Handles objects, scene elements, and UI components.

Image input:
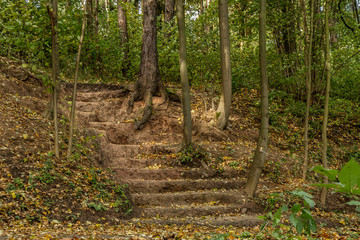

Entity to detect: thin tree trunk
[118,0,129,78]
[67,0,87,160]
[303,0,314,180]
[165,0,175,23]
[216,0,232,130]
[321,0,331,207]
[105,0,110,23]
[86,0,94,35]
[244,0,269,197]
[94,0,99,35]
[199,0,204,15]
[352,0,360,23]
[176,0,192,148]
[47,0,60,158]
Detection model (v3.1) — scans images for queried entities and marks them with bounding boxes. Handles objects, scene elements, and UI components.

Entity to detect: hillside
[0,57,359,238]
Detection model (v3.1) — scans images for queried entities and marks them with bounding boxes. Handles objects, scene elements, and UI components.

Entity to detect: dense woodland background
[1,0,360,99]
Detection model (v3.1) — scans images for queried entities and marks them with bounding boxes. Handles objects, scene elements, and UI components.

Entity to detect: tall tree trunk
[67,0,87,160]
[118,0,129,78]
[302,0,314,180]
[86,0,94,35]
[105,0,110,23]
[165,0,175,23]
[244,0,269,197]
[94,0,99,35]
[216,0,232,130]
[127,0,167,130]
[176,0,192,148]
[321,0,331,207]
[199,0,204,15]
[352,0,360,24]
[46,0,60,158]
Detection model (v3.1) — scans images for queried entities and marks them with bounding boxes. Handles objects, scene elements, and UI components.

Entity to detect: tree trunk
[321,0,331,207]
[199,0,204,15]
[67,0,87,160]
[46,0,60,158]
[118,0,129,78]
[176,0,192,148]
[94,0,99,35]
[165,0,175,23]
[127,0,167,130]
[244,0,269,198]
[303,0,314,180]
[86,0,94,35]
[216,0,232,130]
[105,0,110,23]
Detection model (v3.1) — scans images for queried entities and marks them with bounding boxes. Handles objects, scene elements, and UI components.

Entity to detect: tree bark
[303,0,314,180]
[94,0,99,35]
[67,0,87,160]
[176,0,192,148]
[86,0,94,35]
[165,0,175,23]
[216,0,232,130]
[118,0,129,78]
[46,0,60,158]
[244,0,269,197]
[105,0,110,23]
[127,0,167,130]
[321,0,331,207]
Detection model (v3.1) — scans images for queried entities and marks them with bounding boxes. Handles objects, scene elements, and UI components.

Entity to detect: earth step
[137,205,245,218]
[89,122,132,130]
[76,111,115,124]
[125,179,245,194]
[76,89,128,102]
[112,168,240,180]
[129,215,262,227]
[75,101,116,112]
[133,190,246,206]
[110,144,153,158]
[111,144,177,158]
[109,158,167,168]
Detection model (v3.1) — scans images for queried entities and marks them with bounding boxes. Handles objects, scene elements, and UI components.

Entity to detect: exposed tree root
[127,81,168,130]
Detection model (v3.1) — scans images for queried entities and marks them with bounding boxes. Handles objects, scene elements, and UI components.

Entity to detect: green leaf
[339,159,360,192]
[309,219,317,232]
[274,208,282,220]
[346,200,360,206]
[312,166,338,181]
[352,189,360,195]
[291,204,301,213]
[300,209,314,220]
[292,190,313,199]
[289,214,298,228]
[281,204,288,212]
[311,183,343,189]
[296,221,304,234]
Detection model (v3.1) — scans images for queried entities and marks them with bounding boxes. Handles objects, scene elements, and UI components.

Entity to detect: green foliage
[312,159,360,197]
[6,178,25,191]
[0,0,51,65]
[177,145,209,166]
[260,190,317,238]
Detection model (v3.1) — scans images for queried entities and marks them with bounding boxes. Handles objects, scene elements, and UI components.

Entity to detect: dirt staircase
[66,84,263,226]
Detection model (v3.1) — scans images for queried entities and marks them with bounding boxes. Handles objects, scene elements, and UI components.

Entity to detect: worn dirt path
[62,83,265,227]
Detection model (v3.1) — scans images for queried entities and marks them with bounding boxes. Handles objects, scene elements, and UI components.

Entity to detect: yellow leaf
[11,192,16,199]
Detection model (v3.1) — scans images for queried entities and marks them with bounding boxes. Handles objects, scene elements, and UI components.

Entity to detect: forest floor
[0,56,360,239]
